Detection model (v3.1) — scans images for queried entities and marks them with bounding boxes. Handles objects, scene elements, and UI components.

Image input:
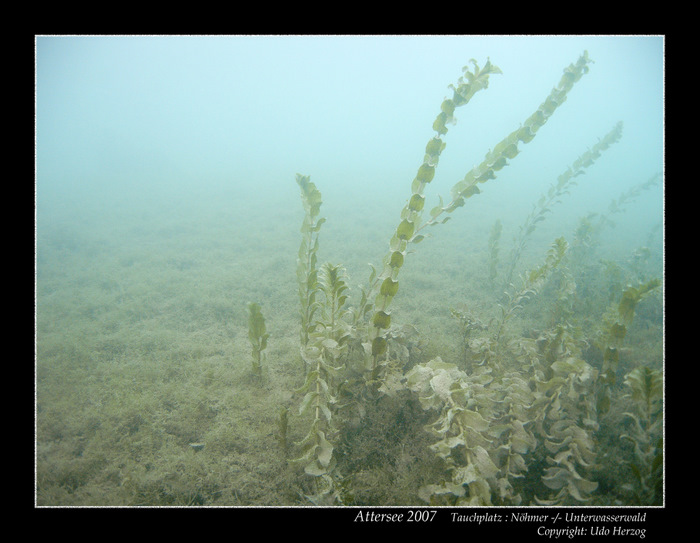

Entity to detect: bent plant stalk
[291,51,606,506]
[365,52,594,387]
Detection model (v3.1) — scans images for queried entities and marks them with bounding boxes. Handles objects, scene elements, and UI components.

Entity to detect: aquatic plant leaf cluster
[621,366,662,505]
[296,174,325,349]
[500,121,624,289]
[282,51,663,507]
[492,237,569,361]
[282,53,662,505]
[247,302,269,378]
[363,59,504,375]
[597,278,661,414]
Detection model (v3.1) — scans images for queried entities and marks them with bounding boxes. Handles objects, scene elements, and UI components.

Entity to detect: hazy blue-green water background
[36,35,662,261]
[35,35,663,506]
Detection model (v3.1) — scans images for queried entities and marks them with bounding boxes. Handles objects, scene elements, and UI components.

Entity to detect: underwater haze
[36,35,664,507]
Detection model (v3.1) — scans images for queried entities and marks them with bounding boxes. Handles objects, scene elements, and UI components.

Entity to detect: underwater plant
[357,58,504,386]
[597,278,661,414]
[34,44,664,508]
[501,122,623,290]
[246,302,269,379]
[295,174,325,350]
[487,219,502,285]
[277,406,290,457]
[290,262,353,504]
[621,365,663,505]
[357,53,593,391]
[405,239,602,505]
[449,305,486,372]
[570,172,662,275]
[405,356,500,505]
[291,174,353,503]
[492,236,568,362]
[595,173,662,234]
[282,51,662,506]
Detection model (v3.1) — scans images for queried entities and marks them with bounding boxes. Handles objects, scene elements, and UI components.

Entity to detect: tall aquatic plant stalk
[362,59,504,376]
[493,237,568,362]
[621,365,663,505]
[291,263,352,504]
[296,174,325,349]
[598,278,661,414]
[501,121,624,289]
[289,51,609,506]
[488,219,502,286]
[365,52,594,384]
[247,302,269,379]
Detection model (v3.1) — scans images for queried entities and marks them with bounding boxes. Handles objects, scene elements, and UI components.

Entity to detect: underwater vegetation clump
[283,52,663,505]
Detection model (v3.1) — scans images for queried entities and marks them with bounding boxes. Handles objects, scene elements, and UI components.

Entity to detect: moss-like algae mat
[35,182,662,506]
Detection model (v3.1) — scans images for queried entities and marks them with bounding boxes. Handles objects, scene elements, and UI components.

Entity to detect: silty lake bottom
[35,173,662,506]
